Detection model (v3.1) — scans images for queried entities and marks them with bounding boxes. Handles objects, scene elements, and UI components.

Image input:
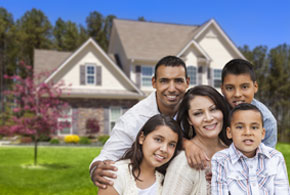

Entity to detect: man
[90,56,190,189]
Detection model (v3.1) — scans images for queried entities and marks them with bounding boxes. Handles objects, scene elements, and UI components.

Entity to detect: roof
[34,49,72,82]
[34,38,144,98]
[110,18,245,61]
[112,19,200,61]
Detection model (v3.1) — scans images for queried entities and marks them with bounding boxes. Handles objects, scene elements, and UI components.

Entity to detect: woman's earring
[189,126,193,138]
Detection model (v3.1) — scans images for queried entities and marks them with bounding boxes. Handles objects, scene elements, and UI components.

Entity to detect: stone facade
[63,98,138,136]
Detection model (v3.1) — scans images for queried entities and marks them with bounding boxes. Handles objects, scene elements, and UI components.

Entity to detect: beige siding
[53,45,127,91]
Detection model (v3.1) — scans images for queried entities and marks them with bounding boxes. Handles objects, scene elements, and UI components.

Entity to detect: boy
[221,59,277,148]
[211,103,290,195]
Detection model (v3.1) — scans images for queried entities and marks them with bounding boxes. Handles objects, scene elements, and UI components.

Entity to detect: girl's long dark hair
[120,114,183,181]
[177,85,232,146]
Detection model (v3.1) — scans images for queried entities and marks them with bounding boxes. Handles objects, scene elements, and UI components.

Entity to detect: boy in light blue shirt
[221,59,277,148]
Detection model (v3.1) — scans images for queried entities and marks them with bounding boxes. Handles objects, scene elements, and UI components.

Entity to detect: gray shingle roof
[34,49,72,82]
[112,19,201,61]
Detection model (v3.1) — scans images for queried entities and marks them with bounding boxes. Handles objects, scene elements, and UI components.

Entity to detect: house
[34,18,245,136]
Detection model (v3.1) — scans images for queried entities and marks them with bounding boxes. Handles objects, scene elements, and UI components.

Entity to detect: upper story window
[80,64,102,86]
[188,66,197,85]
[141,66,154,86]
[214,69,222,88]
[86,65,96,85]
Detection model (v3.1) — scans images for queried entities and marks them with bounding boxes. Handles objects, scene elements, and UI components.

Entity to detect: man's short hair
[228,103,264,127]
[222,59,256,83]
[154,56,188,79]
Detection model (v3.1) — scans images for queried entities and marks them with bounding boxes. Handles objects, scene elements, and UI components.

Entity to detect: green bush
[97,135,110,145]
[50,138,60,144]
[79,136,91,145]
[38,134,51,142]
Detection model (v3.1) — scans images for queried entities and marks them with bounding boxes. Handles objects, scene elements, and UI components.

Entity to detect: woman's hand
[183,138,210,169]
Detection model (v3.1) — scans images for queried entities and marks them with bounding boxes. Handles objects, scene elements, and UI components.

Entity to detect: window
[188,66,197,85]
[58,108,72,135]
[110,107,122,131]
[141,66,154,86]
[86,65,95,84]
[214,69,222,88]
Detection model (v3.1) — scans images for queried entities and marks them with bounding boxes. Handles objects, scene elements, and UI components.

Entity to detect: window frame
[213,69,222,88]
[187,65,197,85]
[141,65,154,86]
[58,108,73,135]
[109,107,122,133]
[86,64,96,85]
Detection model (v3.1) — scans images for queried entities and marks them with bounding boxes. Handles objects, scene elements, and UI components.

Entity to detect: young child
[211,103,290,194]
[221,59,277,148]
[98,114,183,195]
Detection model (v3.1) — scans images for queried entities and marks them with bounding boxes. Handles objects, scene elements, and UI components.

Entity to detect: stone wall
[64,98,138,136]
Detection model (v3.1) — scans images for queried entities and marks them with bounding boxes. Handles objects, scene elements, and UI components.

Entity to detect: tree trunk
[34,138,38,165]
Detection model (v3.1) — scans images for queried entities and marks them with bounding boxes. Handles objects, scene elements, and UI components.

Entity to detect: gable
[44,39,144,99]
[194,19,245,69]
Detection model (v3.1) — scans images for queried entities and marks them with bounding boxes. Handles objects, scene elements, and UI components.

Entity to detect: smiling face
[152,65,189,116]
[139,125,178,169]
[227,110,265,158]
[187,96,224,140]
[221,73,258,108]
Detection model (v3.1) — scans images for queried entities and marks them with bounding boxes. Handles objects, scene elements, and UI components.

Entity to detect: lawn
[0,145,101,195]
[0,143,290,195]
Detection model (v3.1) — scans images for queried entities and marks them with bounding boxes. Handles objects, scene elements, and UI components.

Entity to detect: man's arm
[183,138,209,169]
[90,115,144,188]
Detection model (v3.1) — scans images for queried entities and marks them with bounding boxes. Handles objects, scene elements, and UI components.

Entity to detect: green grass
[0,146,101,195]
[277,142,290,175]
[0,143,289,194]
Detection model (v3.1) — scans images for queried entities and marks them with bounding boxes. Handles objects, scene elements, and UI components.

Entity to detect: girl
[98,114,183,195]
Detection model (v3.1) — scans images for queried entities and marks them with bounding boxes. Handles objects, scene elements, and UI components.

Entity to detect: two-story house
[34,18,245,136]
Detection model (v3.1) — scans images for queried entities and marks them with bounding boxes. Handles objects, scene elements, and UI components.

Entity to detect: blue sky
[1,0,289,49]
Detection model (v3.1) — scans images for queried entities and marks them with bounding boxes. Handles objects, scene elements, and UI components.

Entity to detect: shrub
[85,118,100,135]
[79,136,91,145]
[50,138,60,144]
[38,134,51,142]
[64,134,80,144]
[97,135,110,145]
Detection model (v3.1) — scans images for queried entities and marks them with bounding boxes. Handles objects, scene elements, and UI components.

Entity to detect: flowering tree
[1,62,69,165]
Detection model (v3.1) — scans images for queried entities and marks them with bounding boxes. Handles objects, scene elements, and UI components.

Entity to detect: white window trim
[109,107,122,133]
[188,65,197,85]
[141,65,154,87]
[213,69,222,88]
[85,64,96,85]
[58,108,73,135]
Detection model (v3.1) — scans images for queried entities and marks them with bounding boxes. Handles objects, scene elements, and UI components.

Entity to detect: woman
[98,114,183,195]
[162,85,232,195]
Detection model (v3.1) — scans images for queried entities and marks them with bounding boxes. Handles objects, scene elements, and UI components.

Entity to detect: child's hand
[183,138,210,169]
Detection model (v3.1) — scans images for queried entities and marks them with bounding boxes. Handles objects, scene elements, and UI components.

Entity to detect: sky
[1,0,289,49]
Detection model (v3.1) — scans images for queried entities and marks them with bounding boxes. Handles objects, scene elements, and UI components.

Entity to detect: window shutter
[103,107,109,134]
[80,65,86,85]
[135,65,141,88]
[96,66,102,85]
